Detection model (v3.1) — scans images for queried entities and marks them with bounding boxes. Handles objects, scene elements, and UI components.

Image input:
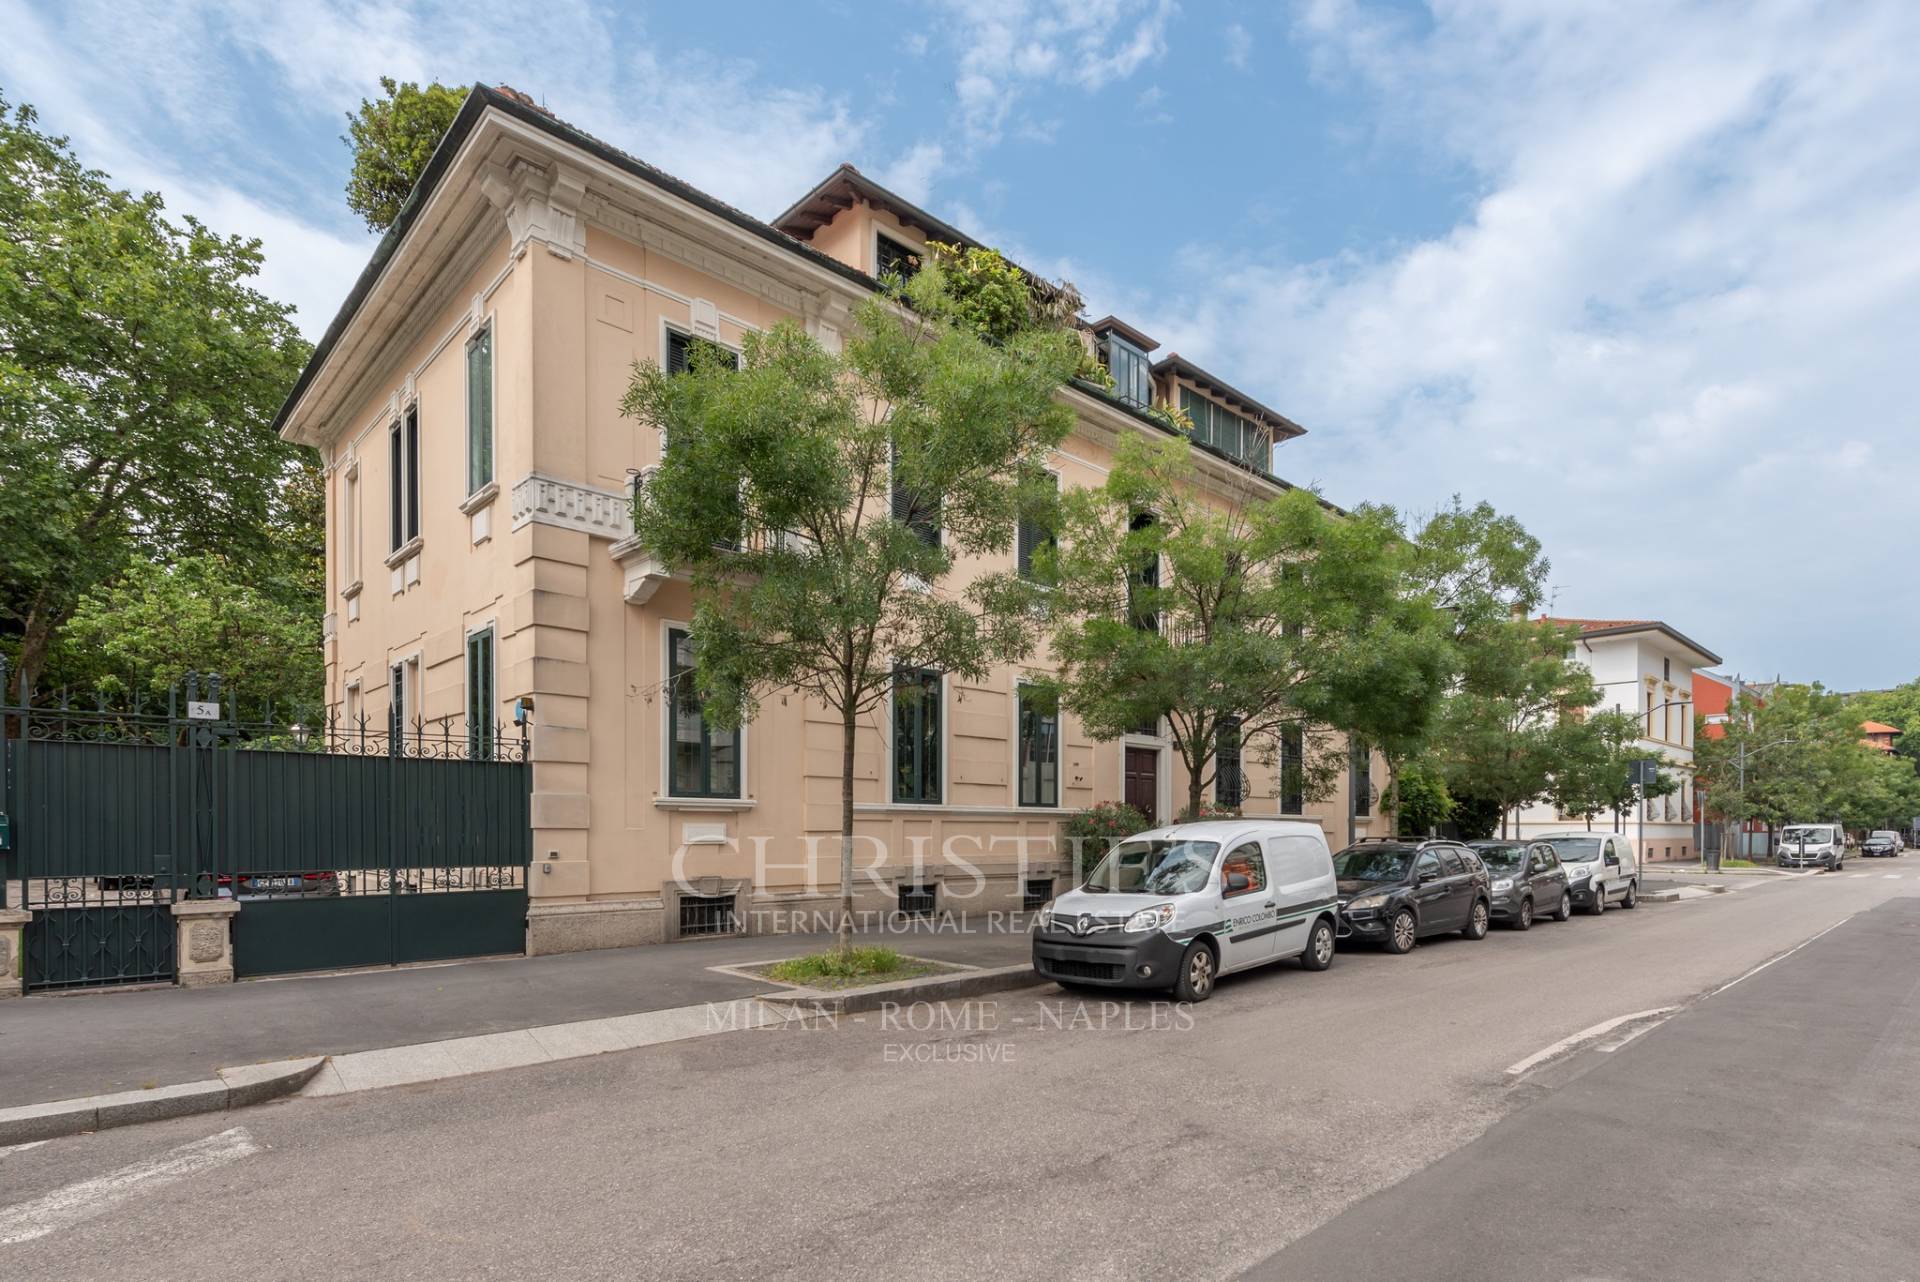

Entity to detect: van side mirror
[1225,872,1251,893]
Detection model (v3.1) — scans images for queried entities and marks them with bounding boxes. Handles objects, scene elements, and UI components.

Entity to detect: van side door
[1265,833,1335,961]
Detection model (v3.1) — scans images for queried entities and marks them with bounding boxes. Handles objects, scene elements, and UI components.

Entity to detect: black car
[1862,832,1900,858]
[1467,840,1573,930]
[1333,840,1493,954]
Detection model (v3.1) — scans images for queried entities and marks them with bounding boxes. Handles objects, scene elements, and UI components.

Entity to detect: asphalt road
[2,867,1912,1280]
[1246,893,1920,1281]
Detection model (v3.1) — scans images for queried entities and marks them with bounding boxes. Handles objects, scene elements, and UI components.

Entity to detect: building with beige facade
[275,86,1385,955]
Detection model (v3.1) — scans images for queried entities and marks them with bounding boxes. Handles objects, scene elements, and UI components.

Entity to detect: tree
[1393,757,1456,836]
[1343,497,1551,828]
[0,96,312,700]
[343,78,465,232]
[1547,709,1675,829]
[623,247,1081,951]
[1427,619,1601,836]
[1047,432,1410,819]
[57,555,322,712]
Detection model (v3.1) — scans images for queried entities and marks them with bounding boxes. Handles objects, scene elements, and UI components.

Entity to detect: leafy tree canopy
[0,94,313,701]
[343,77,465,232]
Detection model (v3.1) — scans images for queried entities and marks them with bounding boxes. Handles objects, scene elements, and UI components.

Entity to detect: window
[1280,724,1305,815]
[1215,716,1243,808]
[667,628,740,798]
[1102,332,1154,408]
[388,657,418,752]
[891,441,940,548]
[1023,878,1053,911]
[665,327,741,376]
[1413,851,1439,882]
[897,883,938,917]
[1437,849,1465,876]
[875,232,921,283]
[466,326,493,495]
[1017,471,1057,582]
[1350,739,1372,816]
[342,467,360,589]
[389,408,420,552]
[679,893,740,937]
[344,681,362,732]
[1017,684,1058,808]
[1221,842,1266,896]
[1180,387,1270,470]
[892,666,942,803]
[466,626,495,759]
[1128,512,1158,631]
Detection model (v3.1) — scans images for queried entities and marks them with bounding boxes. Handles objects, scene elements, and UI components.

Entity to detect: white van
[1032,820,1339,1002]
[1777,824,1845,870]
[1534,832,1640,913]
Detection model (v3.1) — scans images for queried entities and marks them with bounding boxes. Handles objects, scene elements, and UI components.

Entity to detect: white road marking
[1851,873,1871,879]
[1706,914,1855,999]
[1883,874,1901,880]
[0,1127,258,1246]
[0,1141,49,1159]
[1505,1007,1680,1076]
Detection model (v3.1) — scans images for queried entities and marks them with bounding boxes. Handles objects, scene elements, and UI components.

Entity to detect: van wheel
[1301,918,1336,972]
[1462,899,1490,940]
[1172,939,1217,1002]
[1386,909,1418,954]
[1553,891,1573,922]
[1587,887,1606,916]
[1621,881,1638,910]
[1513,897,1533,931]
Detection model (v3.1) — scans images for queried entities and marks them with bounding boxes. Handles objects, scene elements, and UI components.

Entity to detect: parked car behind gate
[1332,839,1493,954]
[1468,840,1573,929]
[1534,833,1639,914]
[1031,820,1340,1002]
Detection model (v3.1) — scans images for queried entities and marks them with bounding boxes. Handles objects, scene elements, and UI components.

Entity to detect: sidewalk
[0,922,1034,1110]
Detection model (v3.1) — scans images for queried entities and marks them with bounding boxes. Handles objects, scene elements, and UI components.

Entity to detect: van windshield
[1782,827,1834,843]
[1083,840,1220,895]
[1547,837,1603,863]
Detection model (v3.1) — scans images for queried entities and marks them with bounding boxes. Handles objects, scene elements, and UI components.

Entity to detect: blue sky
[5,1,1918,690]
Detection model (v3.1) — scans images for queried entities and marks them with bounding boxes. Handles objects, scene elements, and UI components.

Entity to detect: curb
[0,1057,326,1146]
[754,962,1042,1015]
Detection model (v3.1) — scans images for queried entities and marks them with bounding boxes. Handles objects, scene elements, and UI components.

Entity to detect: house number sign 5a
[187,701,220,721]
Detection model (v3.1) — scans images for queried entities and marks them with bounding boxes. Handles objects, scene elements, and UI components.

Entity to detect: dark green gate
[227,739,531,977]
[1,666,530,989]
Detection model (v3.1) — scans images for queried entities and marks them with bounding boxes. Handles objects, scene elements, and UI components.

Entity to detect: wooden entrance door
[1124,746,1159,822]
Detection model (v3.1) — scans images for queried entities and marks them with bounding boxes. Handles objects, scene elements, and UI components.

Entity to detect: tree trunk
[14,602,55,703]
[1187,760,1205,820]
[838,700,857,958]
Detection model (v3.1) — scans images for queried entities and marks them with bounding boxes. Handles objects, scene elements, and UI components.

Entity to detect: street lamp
[291,722,309,749]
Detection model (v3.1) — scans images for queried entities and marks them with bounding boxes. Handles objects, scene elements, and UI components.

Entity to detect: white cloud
[932,0,1176,147]
[0,0,872,335]
[1225,21,1252,70]
[879,141,946,206]
[1144,0,1920,685]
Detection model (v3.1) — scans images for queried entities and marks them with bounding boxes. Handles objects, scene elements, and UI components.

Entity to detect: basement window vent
[679,893,740,938]
[1023,878,1054,911]
[897,884,937,918]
